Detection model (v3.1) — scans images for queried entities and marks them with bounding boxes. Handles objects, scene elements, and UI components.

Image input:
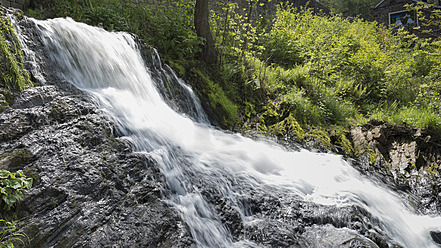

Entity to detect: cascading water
[18,17,441,247]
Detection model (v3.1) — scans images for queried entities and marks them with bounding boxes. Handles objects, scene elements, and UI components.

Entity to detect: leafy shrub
[0,170,32,211]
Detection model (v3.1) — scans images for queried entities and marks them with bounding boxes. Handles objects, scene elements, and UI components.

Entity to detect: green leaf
[0,170,10,179]
[6,179,24,190]
[2,193,21,210]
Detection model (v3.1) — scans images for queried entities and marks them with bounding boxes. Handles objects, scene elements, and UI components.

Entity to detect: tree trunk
[195,0,217,65]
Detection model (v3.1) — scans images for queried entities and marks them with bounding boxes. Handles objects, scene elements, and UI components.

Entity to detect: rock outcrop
[1,83,193,247]
[351,120,441,214]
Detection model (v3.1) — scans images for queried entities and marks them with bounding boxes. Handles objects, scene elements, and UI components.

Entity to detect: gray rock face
[0,82,194,247]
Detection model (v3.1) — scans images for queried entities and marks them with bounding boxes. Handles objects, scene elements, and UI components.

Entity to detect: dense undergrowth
[23,0,441,152]
[216,4,441,143]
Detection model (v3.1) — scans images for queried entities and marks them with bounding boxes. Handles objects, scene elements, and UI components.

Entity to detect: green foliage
[216,3,441,136]
[407,2,441,37]
[0,170,32,211]
[371,105,441,133]
[26,0,203,61]
[415,81,441,112]
[263,6,397,103]
[192,68,238,126]
[0,17,32,92]
[0,219,28,248]
[211,0,266,61]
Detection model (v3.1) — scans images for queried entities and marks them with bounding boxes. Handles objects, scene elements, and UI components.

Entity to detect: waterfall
[21,17,441,247]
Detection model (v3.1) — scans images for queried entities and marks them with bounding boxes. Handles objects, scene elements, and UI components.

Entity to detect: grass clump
[0,219,29,248]
[371,105,441,133]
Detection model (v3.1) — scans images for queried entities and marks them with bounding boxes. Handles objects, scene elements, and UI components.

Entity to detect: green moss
[0,93,8,112]
[427,163,439,176]
[305,128,332,150]
[368,148,377,166]
[338,133,354,156]
[0,148,34,171]
[167,60,186,78]
[192,68,238,127]
[267,115,305,140]
[0,17,32,95]
[330,128,354,156]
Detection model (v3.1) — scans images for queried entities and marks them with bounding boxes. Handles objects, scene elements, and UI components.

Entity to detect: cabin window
[389,10,418,28]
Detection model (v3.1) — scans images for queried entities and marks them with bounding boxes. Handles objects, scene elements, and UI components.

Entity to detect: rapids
[17,17,441,247]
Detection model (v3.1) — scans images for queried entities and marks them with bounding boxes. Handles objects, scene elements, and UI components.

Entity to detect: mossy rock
[266,115,305,140]
[188,67,238,128]
[329,128,354,156]
[167,60,187,78]
[0,12,32,105]
[0,148,34,171]
[0,92,8,111]
[303,128,333,151]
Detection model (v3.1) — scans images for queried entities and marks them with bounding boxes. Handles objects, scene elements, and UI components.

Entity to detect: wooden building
[373,0,441,37]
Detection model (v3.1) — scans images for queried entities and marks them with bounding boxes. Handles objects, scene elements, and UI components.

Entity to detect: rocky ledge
[351,120,441,215]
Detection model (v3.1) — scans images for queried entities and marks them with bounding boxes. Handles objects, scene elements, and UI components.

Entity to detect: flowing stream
[18,17,441,247]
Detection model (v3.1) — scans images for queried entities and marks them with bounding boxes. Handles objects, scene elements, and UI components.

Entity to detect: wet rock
[0,92,8,112]
[0,82,195,247]
[350,121,441,214]
[192,169,400,248]
[136,37,208,123]
[300,224,381,248]
[0,148,33,171]
[430,231,441,245]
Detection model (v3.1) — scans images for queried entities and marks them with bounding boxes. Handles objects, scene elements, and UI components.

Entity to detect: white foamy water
[24,17,441,247]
